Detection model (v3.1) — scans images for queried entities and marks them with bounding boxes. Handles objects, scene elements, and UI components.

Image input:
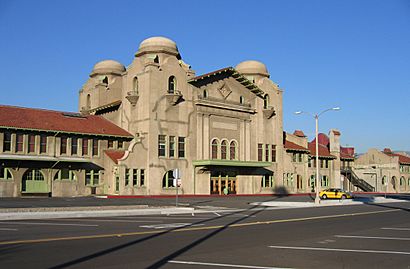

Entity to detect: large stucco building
[1,36,395,197]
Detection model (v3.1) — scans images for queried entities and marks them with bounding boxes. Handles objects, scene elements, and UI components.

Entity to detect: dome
[136,36,180,58]
[91,60,125,76]
[235,60,269,77]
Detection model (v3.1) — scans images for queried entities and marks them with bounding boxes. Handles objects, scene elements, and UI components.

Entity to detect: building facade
[0,36,381,197]
[354,148,410,193]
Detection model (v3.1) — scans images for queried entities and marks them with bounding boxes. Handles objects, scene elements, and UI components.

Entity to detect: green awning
[193,159,272,167]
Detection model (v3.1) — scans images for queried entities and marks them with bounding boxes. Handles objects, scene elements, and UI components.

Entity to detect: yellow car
[319,188,353,200]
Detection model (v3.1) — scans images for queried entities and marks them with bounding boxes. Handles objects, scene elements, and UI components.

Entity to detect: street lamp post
[295,107,340,205]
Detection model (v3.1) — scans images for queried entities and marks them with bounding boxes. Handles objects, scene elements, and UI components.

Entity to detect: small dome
[91,60,125,76]
[136,36,180,58]
[235,60,269,77]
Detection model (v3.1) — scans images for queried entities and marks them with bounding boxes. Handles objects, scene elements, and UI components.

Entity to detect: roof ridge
[0,104,78,115]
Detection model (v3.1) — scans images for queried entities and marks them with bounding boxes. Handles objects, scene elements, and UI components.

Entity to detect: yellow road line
[0,208,399,246]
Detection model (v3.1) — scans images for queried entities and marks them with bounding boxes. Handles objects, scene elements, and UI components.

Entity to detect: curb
[0,207,194,221]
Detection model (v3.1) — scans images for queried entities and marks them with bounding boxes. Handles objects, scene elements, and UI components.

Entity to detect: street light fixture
[294,107,340,205]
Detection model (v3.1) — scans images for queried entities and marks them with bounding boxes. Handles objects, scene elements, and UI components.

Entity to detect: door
[22,169,48,193]
[210,176,237,195]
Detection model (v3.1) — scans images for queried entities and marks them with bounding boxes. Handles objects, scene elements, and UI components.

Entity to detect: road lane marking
[268,245,410,255]
[169,260,290,268]
[0,228,18,231]
[140,223,204,229]
[59,218,163,223]
[0,221,98,227]
[335,235,410,241]
[381,227,410,231]
[0,208,399,246]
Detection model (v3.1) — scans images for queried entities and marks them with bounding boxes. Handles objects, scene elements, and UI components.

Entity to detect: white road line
[0,221,98,227]
[335,235,410,241]
[169,260,290,269]
[60,218,163,223]
[0,228,18,231]
[268,245,410,255]
[140,223,204,229]
[214,212,222,216]
[381,227,410,231]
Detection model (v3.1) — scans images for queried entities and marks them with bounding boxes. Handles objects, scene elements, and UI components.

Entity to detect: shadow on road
[49,204,267,269]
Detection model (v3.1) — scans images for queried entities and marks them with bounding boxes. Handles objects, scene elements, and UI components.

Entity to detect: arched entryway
[22,169,48,193]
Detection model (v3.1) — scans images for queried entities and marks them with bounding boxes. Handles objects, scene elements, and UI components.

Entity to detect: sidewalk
[0,194,408,221]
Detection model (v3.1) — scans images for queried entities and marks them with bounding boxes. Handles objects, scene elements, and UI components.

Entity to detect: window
[3,132,11,152]
[178,137,185,158]
[169,136,176,158]
[261,174,274,188]
[203,89,208,98]
[28,134,35,153]
[211,139,218,159]
[71,137,78,155]
[54,169,76,181]
[86,94,91,109]
[133,77,138,93]
[230,141,237,160]
[85,170,99,186]
[271,145,276,162]
[292,153,297,162]
[16,133,23,152]
[0,168,12,180]
[265,144,270,162]
[168,76,176,94]
[60,136,67,154]
[82,138,89,156]
[258,143,263,161]
[325,159,329,168]
[162,170,175,188]
[92,139,98,156]
[25,169,44,181]
[298,153,303,163]
[382,176,386,185]
[400,176,405,186]
[158,135,166,157]
[133,169,138,186]
[140,169,145,186]
[321,175,329,187]
[221,140,227,160]
[40,135,47,153]
[125,169,130,186]
[102,76,108,84]
[263,94,269,109]
[308,156,312,167]
[118,140,123,149]
[107,139,114,149]
[240,96,244,104]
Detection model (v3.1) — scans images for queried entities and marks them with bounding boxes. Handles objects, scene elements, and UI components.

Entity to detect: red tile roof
[0,105,133,137]
[284,140,309,152]
[310,133,330,146]
[105,150,126,164]
[383,151,410,165]
[308,142,336,158]
[340,146,355,160]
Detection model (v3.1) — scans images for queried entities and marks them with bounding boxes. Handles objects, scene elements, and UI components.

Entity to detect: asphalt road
[1,201,410,268]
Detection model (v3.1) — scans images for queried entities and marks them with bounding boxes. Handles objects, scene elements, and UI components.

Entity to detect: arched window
[54,169,76,181]
[203,89,208,98]
[24,169,44,181]
[211,139,218,159]
[263,94,269,109]
[221,140,228,160]
[133,77,138,93]
[229,141,237,160]
[239,96,244,104]
[382,176,386,185]
[0,168,12,180]
[154,55,159,63]
[391,176,397,189]
[168,76,176,94]
[102,76,108,84]
[86,94,91,109]
[162,170,175,188]
[400,176,405,186]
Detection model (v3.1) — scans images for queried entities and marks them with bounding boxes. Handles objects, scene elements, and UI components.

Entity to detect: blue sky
[0,0,409,153]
